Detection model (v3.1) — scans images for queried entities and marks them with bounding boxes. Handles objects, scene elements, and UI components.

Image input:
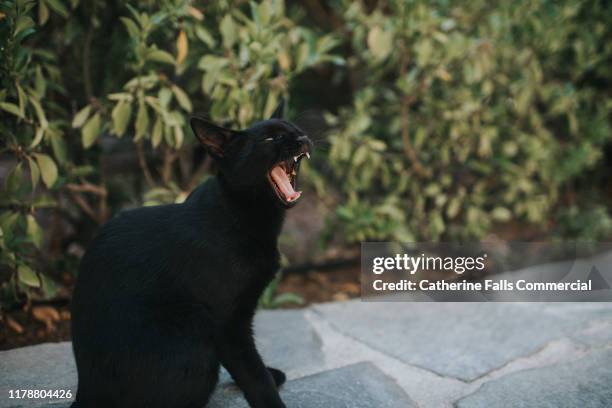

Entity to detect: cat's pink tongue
[271,166,301,202]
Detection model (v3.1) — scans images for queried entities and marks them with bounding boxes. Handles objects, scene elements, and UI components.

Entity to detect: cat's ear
[270,98,285,119]
[190,117,235,158]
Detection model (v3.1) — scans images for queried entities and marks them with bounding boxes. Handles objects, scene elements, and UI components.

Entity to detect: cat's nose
[296,135,313,152]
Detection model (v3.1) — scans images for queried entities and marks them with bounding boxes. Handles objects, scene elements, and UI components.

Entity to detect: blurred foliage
[1,0,611,309]
[259,253,305,308]
[258,272,305,309]
[322,0,612,242]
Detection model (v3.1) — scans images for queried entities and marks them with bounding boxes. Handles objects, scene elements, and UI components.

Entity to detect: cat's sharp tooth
[294,156,298,162]
[306,152,310,159]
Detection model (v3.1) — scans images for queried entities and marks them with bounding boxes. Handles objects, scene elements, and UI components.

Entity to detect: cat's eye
[263,134,285,142]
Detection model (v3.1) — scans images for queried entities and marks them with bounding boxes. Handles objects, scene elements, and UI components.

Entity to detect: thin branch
[187,155,212,190]
[69,192,98,223]
[399,39,429,178]
[136,141,155,187]
[65,182,106,196]
[161,145,178,185]
[83,25,94,100]
[98,194,109,223]
[64,181,109,223]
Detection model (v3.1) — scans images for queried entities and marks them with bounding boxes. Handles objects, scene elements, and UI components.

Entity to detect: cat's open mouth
[268,150,310,207]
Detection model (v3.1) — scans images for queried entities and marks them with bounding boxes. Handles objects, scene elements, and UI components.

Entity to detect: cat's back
[73,204,180,297]
[85,202,180,259]
[75,179,223,292]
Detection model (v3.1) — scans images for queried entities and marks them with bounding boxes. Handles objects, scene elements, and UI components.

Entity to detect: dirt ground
[1,303,72,351]
[0,266,360,351]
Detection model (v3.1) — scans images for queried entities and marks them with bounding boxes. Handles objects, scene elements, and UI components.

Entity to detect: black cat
[70,101,312,408]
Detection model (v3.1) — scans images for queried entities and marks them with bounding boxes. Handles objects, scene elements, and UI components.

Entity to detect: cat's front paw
[267,367,286,387]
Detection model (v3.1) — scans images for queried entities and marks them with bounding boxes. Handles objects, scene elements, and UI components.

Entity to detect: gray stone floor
[2,301,612,407]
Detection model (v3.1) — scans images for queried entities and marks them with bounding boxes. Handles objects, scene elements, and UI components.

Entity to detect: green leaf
[272,292,304,306]
[163,124,173,145]
[152,116,163,147]
[6,162,23,193]
[492,207,512,222]
[32,195,57,208]
[446,198,461,219]
[135,102,149,140]
[0,102,22,118]
[125,4,141,23]
[16,83,27,116]
[147,49,175,65]
[35,66,46,97]
[120,17,140,39]
[220,15,237,48]
[39,0,49,25]
[198,55,228,71]
[295,42,309,70]
[144,95,161,113]
[316,35,340,54]
[0,211,18,229]
[49,130,68,164]
[27,156,40,190]
[352,145,368,166]
[71,165,95,177]
[250,2,261,27]
[18,264,40,287]
[108,92,134,102]
[30,127,44,148]
[150,11,168,28]
[158,87,172,108]
[257,1,271,25]
[171,85,192,112]
[40,273,59,298]
[174,125,183,148]
[112,101,132,137]
[28,96,48,129]
[15,16,35,36]
[367,26,393,60]
[15,27,36,43]
[26,215,43,248]
[46,0,69,17]
[81,112,101,148]
[195,26,215,48]
[32,153,58,188]
[72,105,91,128]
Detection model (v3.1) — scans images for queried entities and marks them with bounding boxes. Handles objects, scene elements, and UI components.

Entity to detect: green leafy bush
[0,0,340,308]
[1,0,611,309]
[321,0,612,242]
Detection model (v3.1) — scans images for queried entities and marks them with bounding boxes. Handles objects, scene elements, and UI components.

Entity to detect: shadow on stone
[209,362,417,408]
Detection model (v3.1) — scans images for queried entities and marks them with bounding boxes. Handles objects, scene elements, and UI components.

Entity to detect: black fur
[71,103,312,408]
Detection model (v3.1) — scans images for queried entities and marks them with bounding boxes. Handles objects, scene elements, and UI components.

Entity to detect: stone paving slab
[456,347,612,408]
[1,299,612,407]
[209,362,416,408]
[302,308,470,408]
[254,309,325,378]
[0,342,76,408]
[3,402,70,408]
[312,301,593,381]
[0,310,326,408]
